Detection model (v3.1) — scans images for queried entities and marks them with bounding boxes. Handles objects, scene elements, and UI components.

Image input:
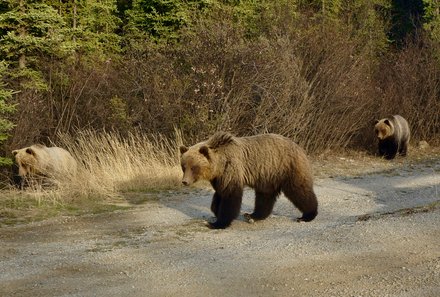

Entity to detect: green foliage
[73,0,122,61]
[0,1,68,61]
[109,96,131,131]
[343,0,392,59]
[124,0,209,43]
[230,0,298,37]
[423,0,440,42]
[0,0,68,89]
[0,61,16,166]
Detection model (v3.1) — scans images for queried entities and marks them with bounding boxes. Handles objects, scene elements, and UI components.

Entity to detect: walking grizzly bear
[12,144,77,186]
[179,132,318,229]
[374,115,410,160]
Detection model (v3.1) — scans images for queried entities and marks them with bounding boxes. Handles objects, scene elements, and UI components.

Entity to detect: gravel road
[1,156,439,297]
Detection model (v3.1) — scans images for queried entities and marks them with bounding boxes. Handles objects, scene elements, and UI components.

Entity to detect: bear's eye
[191,166,200,173]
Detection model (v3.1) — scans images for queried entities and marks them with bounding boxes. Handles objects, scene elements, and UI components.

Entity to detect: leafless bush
[375,35,440,144]
[163,17,378,152]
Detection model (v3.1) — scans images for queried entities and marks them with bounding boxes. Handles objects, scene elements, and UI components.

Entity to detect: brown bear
[179,132,318,229]
[12,144,77,186]
[374,115,410,160]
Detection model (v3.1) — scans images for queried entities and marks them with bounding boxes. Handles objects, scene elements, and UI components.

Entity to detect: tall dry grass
[54,129,184,200]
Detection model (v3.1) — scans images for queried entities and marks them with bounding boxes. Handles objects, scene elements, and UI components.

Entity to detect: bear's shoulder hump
[207,132,235,149]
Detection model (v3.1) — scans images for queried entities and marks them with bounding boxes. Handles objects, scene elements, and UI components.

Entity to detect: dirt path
[1,157,439,297]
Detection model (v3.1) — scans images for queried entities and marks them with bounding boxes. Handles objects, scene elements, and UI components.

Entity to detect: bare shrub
[232,26,377,152]
[170,16,378,152]
[375,35,440,144]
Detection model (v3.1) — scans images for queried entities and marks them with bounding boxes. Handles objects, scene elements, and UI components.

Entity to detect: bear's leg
[399,141,408,156]
[282,183,318,222]
[211,192,221,217]
[383,141,398,159]
[209,186,243,229]
[378,145,386,157]
[249,191,277,220]
[384,148,397,159]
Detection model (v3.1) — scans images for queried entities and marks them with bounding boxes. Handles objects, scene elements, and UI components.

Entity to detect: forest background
[0,0,440,185]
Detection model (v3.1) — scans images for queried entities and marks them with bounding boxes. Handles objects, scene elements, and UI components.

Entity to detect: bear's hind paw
[207,221,230,229]
[243,213,255,224]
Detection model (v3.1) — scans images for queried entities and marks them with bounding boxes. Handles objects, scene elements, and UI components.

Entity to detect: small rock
[418,140,429,149]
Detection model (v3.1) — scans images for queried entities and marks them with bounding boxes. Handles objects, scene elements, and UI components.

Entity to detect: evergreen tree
[75,0,121,61]
[0,62,15,166]
[124,0,207,43]
[0,0,68,89]
[44,0,122,63]
[389,0,424,45]
[423,0,440,42]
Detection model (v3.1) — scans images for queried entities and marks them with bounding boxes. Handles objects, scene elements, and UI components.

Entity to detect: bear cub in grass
[12,144,77,187]
[374,115,410,160]
[179,132,318,229]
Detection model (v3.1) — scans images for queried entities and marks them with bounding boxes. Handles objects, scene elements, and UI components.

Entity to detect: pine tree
[0,0,68,89]
[423,0,440,42]
[0,62,16,166]
[124,0,207,43]
[73,0,122,62]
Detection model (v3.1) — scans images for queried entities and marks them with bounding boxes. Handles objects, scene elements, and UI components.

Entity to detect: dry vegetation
[0,130,184,225]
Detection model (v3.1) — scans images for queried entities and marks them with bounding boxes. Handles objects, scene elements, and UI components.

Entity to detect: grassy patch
[0,190,130,227]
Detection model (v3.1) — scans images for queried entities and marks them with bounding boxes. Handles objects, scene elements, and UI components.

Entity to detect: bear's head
[179,145,214,186]
[12,146,42,177]
[374,119,394,140]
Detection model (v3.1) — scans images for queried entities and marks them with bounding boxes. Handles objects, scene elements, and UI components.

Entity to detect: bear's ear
[199,145,210,160]
[384,119,391,126]
[12,150,18,156]
[179,145,188,155]
[374,119,379,125]
[25,148,35,156]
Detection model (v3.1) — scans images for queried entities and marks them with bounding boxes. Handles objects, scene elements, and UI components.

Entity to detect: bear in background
[374,115,410,160]
[12,144,77,187]
[179,132,318,229]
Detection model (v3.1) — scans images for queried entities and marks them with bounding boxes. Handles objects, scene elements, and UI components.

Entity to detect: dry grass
[57,129,184,198]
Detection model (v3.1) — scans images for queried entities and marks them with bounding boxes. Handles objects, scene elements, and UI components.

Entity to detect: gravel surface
[1,157,439,297]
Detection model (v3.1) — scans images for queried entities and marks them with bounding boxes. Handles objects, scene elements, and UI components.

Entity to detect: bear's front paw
[207,221,229,229]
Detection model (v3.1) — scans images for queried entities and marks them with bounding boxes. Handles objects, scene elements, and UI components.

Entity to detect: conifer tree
[0,0,67,89]
[0,62,15,166]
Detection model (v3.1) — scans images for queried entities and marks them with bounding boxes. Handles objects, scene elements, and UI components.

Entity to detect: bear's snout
[182,175,193,186]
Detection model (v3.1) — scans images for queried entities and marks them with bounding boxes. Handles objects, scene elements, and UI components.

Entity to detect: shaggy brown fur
[12,144,77,186]
[179,132,318,229]
[374,115,410,160]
